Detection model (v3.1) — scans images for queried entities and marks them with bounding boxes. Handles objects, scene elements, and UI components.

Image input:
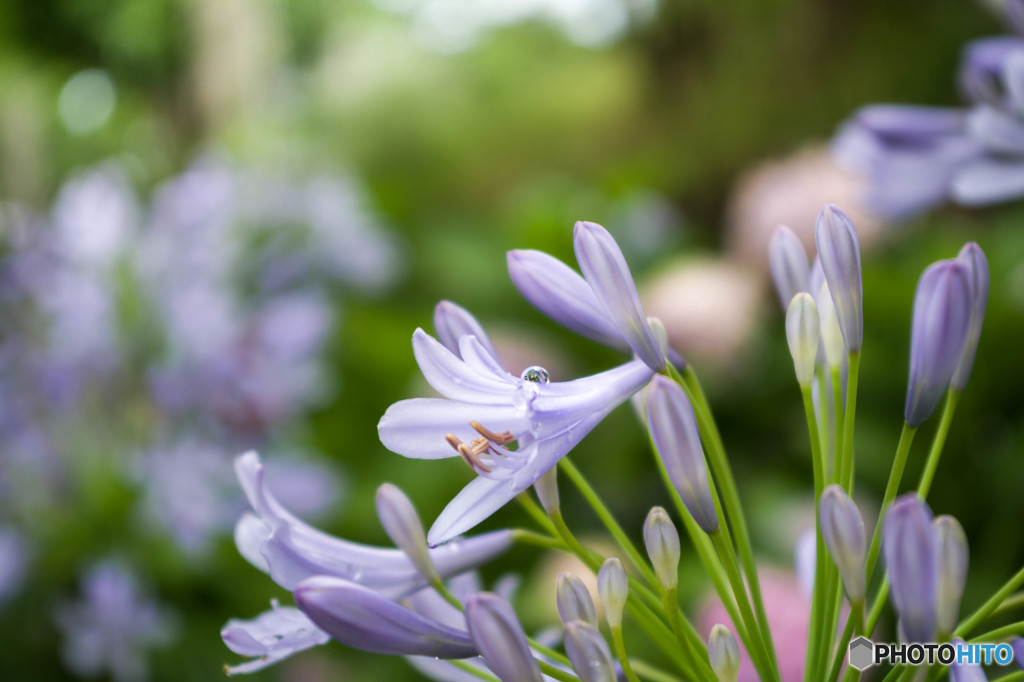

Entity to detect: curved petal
[295,576,477,658]
[507,249,626,349]
[951,158,1024,205]
[412,329,515,404]
[433,301,500,361]
[966,105,1024,153]
[378,399,530,460]
[222,602,328,675]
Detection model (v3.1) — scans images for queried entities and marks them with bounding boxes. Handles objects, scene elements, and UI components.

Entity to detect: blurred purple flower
[884,495,937,643]
[56,561,176,682]
[0,528,30,605]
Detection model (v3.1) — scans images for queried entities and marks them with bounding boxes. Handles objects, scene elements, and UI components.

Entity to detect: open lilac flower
[232,451,513,596]
[221,600,329,675]
[379,327,654,544]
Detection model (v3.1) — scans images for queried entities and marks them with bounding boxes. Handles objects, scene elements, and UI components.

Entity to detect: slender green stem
[663,586,704,674]
[969,620,1024,641]
[518,493,559,536]
[512,529,567,551]
[802,383,830,682]
[840,351,861,491]
[830,364,844,485]
[539,659,580,682]
[992,592,1024,618]
[992,673,1024,682]
[864,423,918,585]
[676,365,779,678]
[449,660,500,681]
[956,566,1024,637]
[830,613,858,682]
[916,390,960,499]
[558,458,661,590]
[711,530,777,682]
[632,658,685,682]
[610,625,642,682]
[865,574,888,638]
[430,578,465,611]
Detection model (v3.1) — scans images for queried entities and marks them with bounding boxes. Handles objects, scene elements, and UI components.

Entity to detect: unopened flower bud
[375,483,436,583]
[708,624,741,682]
[905,260,972,427]
[816,280,845,368]
[786,293,820,386]
[534,467,559,515]
[884,495,937,643]
[815,204,863,352]
[950,243,989,391]
[564,620,616,682]
[819,485,867,602]
[597,557,628,629]
[646,376,718,533]
[769,225,810,309]
[556,572,598,628]
[465,592,542,682]
[574,220,666,371]
[643,507,681,590]
[934,515,969,636]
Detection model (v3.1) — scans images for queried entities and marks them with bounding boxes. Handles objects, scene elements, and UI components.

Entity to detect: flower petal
[222,602,328,675]
[412,329,515,404]
[378,398,530,460]
[951,158,1024,205]
[433,300,500,361]
[295,576,477,658]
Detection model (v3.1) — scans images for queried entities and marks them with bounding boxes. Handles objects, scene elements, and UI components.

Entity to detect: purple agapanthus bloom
[56,561,176,682]
[508,220,678,369]
[831,1,1024,217]
[378,321,655,545]
[232,451,513,596]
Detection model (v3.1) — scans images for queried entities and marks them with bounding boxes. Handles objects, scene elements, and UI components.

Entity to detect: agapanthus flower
[884,495,938,643]
[378,322,654,545]
[508,220,677,369]
[232,451,513,596]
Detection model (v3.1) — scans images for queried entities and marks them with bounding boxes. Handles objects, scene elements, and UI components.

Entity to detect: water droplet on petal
[520,365,550,384]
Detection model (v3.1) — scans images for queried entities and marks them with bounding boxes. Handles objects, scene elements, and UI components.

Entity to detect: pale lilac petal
[951,243,989,391]
[951,158,1024,205]
[378,399,530,460]
[855,105,967,139]
[465,593,542,682]
[222,602,328,675]
[884,496,937,643]
[294,577,477,657]
[507,249,625,349]
[428,409,611,545]
[434,300,500,361]
[412,329,515,404]
[573,221,666,370]
[458,335,511,381]
[966,105,1024,153]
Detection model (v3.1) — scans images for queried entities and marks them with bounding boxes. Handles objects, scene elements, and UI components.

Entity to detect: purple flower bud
[884,495,937,643]
[464,592,543,682]
[905,260,972,426]
[433,300,500,361]
[815,204,863,352]
[708,624,741,682]
[768,225,810,309]
[564,620,616,682]
[786,293,820,386]
[949,639,988,682]
[819,485,868,602]
[934,515,969,636]
[644,507,681,590]
[573,221,666,371]
[534,467,559,515]
[294,576,476,657]
[597,558,628,629]
[816,280,845,369]
[376,483,436,583]
[556,572,598,628]
[950,243,989,391]
[1013,638,1024,672]
[506,249,626,350]
[646,376,718,534]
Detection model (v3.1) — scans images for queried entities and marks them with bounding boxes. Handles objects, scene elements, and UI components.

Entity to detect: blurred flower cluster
[0,155,399,679]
